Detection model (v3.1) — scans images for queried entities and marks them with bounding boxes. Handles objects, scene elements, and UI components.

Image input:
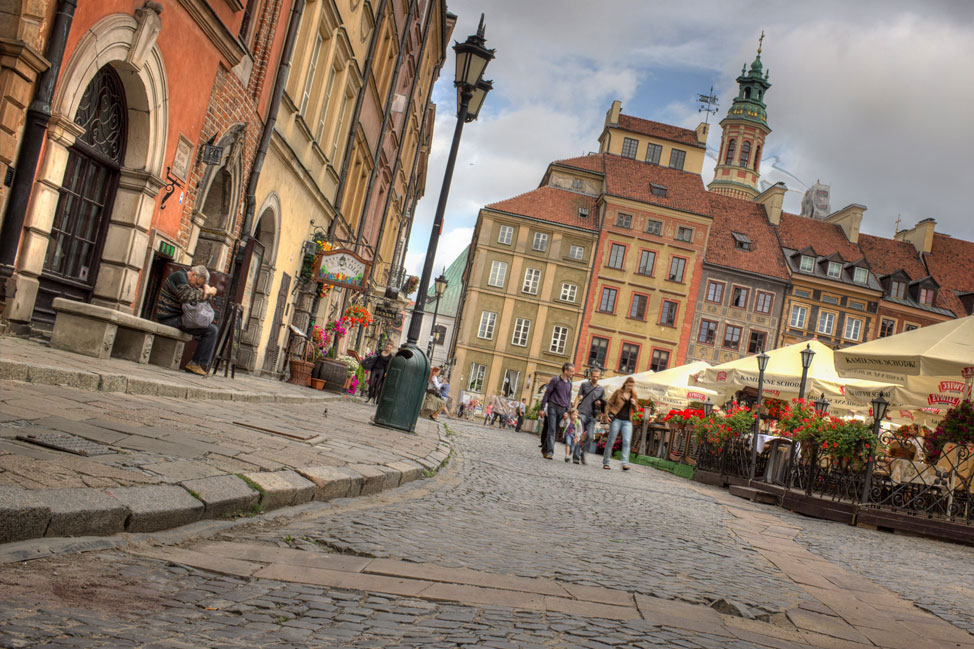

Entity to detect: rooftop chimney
[894,218,936,255]
[695,122,709,145]
[755,182,787,226]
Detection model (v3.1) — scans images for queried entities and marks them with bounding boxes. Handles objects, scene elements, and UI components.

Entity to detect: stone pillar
[2,115,84,327]
[92,168,164,312]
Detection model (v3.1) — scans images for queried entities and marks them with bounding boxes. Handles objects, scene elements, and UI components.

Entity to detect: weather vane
[697,86,719,124]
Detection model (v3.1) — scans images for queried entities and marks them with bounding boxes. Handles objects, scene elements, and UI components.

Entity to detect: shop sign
[314,249,372,292]
[374,303,400,320]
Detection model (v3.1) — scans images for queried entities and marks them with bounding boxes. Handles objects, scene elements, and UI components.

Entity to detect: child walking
[562,408,582,463]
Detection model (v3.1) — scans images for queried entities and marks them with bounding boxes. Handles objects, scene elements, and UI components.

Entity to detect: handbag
[181,300,215,329]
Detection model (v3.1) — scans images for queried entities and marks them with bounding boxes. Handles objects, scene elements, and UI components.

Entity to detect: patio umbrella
[637,361,717,405]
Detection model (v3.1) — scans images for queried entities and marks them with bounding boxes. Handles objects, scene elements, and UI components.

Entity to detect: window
[618,343,639,374]
[904,323,918,332]
[616,213,632,228]
[599,287,618,312]
[607,243,626,269]
[918,287,935,305]
[578,207,589,218]
[569,244,584,260]
[854,267,868,284]
[468,363,486,392]
[550,326,569,354]
[532,232,548,251]
[560,283,578,302]
[669,149,686,170]
[498,225,513,245]
[572,178,583,190]
[659,300,678,326]
[822,295,839,305]
[799,256,814,272]
[300,33,323,114]
[315,61,339,140]
[845,316,863,341]
[629,294,648,320]
[588,337,609,367]
[706,281,725,303]
[731,286,749,309]
[849,301,865,311]
[522,268,541,294]
[676,227,693,242]
[732,232,751,250]
[650,183,667,197]
[880,318,896,338]
[697,320,717,345]
[511,318,531,347]
[790,304,808,329]
[487,260,507,287]
[645,219,662,235]
[501,369,520,398]
[755,291,773,314]
[329,88,352,159]
[722,325,742,350]
[890,280,906,299]
[747,330,767,354]
[739,141,751,168]
[793,288,811,298]
[826,261,842,279]
[645,143,662,164]
[817,311,836,335]
[621,137,638,159]
[650,349,670,372]
[724,139,736,165]
[637,250,656,275]
[478,312,496,339]
[667,257,686,282]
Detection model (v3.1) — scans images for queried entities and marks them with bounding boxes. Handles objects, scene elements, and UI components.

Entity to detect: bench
[50,297,192,370]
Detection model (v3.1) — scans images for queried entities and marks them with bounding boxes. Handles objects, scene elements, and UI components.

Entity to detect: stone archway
[191,125,245,271]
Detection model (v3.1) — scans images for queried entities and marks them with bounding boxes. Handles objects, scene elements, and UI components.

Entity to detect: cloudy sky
[404,1,974,279]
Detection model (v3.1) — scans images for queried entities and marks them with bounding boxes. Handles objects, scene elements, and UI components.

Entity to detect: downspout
[327,0,390,241]
[0,0,77,285]
[240,0,306,241]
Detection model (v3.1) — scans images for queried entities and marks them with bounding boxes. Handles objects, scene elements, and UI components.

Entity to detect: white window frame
[676,226,693,242]
[568,245,584,260]
[560,283,577,302]
[790,304,808,329]
[799,255,814,272]
[550,326,569,354]
[468,363,486,392]
[300,32,324,115]
[511,318,531,347]
[522,268,541,295]
[826,261,842,279]
[498,225,514,245]
[853,267,868,284]
[844,316,863,341]
[477,311,497,339]
[532,232,548,251]
[817,311,835,335]
[487,260,507,288]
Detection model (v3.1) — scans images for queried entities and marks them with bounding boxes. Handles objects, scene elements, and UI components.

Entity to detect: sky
[404,0,974,281]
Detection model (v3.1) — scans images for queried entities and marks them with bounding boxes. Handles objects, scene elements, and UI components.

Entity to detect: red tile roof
[486,186,599,232]
[859,233,953,311]
[603,154,712,216]
[704,193,790,280]
[926,233,974,315]
[552,154,605,175]
[617,114,704,149]
[776,212,864,262]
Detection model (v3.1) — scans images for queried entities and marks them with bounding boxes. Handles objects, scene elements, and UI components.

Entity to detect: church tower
[708,34,772,200]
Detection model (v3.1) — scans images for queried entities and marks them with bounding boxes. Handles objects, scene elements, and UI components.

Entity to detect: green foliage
[237,474,265,494]
[925,399,974,461]
[526,401,541,420]
[816,419,878,464]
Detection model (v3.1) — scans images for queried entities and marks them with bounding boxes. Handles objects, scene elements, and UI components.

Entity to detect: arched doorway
[35,65,127,323]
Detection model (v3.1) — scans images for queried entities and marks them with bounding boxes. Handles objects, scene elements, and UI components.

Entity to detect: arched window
[744,87,751,99]
[740,141,751,168]
[753,145,761,170]
[724,139,736,165]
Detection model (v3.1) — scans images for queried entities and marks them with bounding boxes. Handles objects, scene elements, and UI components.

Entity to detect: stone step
[729,485,779,505]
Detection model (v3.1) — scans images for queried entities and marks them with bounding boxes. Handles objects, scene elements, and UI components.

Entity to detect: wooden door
[262,272,291,374]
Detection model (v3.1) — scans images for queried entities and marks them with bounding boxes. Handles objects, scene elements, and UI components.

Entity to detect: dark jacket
[606,388,638,422]
[156,269,207,320]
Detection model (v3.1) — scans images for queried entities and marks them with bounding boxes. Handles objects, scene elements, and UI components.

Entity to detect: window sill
[626,316,647,323]
[596,310,616,315]
[657,322,676,328]
[664,278,685,285]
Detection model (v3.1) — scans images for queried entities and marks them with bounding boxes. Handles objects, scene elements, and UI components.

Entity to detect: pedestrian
[562,408,582,462]
[155,264,218,376]
[423,367,448,421]
[362,341,395,403]
[457,401,465,419]
[538,362,574,460]
[572,366,605,465]
[484,402,493,426]
[515,398,526,431]
[603,376,638,471]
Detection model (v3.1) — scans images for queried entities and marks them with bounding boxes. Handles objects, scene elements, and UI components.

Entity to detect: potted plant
[316,318,352,392]
[923,399,974,462]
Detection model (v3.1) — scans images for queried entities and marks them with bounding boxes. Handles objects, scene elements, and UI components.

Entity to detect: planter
[310,378,325,390]
[317,358,349,393]
[521,419,538,434]
[288,359,314,386]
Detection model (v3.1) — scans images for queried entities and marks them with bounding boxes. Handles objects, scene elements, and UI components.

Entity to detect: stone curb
[0,419,453,548]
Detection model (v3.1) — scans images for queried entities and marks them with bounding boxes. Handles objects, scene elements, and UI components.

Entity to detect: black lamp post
[814,393,830,415]
[861,394,889,503]
[427,272,448,359]
[749,350,770,481]
[703,398,714,417]
[798,343,815,400]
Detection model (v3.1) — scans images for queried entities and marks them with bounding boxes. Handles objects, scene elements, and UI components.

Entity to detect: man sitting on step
[155,264,218,376]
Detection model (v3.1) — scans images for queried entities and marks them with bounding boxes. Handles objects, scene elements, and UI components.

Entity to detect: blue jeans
[542,403,567,456]
[603,418,633,467]
[573,414,597,461]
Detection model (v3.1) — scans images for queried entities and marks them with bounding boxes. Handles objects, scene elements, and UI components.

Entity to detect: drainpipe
[327,0,390,242]
[0,0,77,285]
[240,0,306,241]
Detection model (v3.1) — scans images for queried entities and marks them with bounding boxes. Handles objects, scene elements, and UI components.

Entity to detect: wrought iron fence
[788,444,867,503]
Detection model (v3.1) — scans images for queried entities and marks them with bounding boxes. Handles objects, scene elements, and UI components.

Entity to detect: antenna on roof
[697,85,719,124]
[894,214,902,235]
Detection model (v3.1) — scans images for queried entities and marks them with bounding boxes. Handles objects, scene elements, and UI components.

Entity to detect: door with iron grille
[36,65,127,324]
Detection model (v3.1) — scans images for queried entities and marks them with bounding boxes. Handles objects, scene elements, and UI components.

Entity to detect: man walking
[572,365,605,465]
[538,362,574,459]
[515,398,526,431]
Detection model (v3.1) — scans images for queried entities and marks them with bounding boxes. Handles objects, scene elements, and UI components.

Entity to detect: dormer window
[799,255,814,272]
[853,267,868,284]
[826,261,842,279]
[890,280,906,299]
[731,232,751,250]
[650,183,667,197]
[578,207,589,218]
[572,178,583,190]
[918,287,935,305]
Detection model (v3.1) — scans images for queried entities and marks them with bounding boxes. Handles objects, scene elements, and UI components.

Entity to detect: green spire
[725,31,771,126]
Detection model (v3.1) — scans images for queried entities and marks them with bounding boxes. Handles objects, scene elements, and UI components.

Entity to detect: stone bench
[51,297,192,370]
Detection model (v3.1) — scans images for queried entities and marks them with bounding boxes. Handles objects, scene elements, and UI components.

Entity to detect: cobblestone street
[1,417,973,648]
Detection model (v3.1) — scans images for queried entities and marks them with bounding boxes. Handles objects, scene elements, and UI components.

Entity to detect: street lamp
[373,16,493,432]
[814,393,830,415]
[861,394,889,503]
[798,343,815,400]
[703,398,714,417]
[427,272,448,358]
[749,350,770,480]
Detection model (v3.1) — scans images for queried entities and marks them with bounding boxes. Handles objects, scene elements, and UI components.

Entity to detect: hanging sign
[374,303,399,320]
[313,249,372,292]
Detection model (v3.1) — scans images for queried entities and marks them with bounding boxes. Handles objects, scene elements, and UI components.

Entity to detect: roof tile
[486,186,599,232]
[602,154,713,216]
[777,213,864,262]
[617,114,704,149]
[926,233,974,315]
[704,193,790,280]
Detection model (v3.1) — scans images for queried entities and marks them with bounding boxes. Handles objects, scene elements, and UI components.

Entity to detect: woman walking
[603,377,638,471]
[363,341,395,403]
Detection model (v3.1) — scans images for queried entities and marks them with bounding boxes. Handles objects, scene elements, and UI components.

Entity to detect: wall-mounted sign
[374,303,399,320]
[201,144,224,165]
[314,249,371,292]
[171,135,194,182]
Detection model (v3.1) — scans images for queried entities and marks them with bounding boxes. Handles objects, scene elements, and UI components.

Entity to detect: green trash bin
[373,343,430,432]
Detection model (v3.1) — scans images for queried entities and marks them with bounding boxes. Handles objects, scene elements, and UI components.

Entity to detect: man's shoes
[544,454,553,460]
[184,362,206,376]
[564,457,570,463]
[581,456,587,465]
[572,459,580,464]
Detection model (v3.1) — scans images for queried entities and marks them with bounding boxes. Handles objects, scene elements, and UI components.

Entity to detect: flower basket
[288,359,314,386]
